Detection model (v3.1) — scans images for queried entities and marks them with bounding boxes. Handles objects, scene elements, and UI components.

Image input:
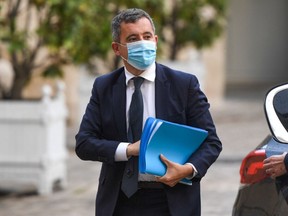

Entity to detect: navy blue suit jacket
[75,63,222,216]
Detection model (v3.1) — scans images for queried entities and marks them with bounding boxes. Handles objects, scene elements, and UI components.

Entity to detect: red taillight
[240,149,269,184]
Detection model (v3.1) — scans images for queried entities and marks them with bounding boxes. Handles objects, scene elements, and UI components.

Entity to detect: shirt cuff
[115,142,130,161]
[185,163,198,179]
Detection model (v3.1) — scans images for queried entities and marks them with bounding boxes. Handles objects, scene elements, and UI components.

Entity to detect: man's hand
[263,152,287,178]
[126,140,140,157]
[156,154,194,187]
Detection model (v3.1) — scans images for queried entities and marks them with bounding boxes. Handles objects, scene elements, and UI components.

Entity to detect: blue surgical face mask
[118,40,157,70]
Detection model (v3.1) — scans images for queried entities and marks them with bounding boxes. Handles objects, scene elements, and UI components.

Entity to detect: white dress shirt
[115,62,156,162]
[114,62,197,181]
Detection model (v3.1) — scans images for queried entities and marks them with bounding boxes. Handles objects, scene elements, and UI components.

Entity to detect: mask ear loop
[116,42,126,47]
[116,42,129,62]
[120,56,128,62]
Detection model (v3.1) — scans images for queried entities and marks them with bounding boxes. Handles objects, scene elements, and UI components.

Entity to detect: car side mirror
[265,83,288,143]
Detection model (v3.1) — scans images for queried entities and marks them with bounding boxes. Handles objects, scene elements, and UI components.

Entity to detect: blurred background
[0,0,287,215]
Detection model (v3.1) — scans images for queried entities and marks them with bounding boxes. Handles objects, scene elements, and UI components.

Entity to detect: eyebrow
[126,32,153,41]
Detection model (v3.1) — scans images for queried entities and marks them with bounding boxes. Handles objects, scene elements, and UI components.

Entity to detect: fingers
[263,154,286,170]
[264,153,286,163]
[156,176,177,187]
[126,140,140,157]
[157,154,186,187]
[264,161,287,178]
[266,168,279,179]
[159,154,169,165]
[157,154,178,187]
[263,155,280,164]
[265,168,274,176]
[263,157,271,164]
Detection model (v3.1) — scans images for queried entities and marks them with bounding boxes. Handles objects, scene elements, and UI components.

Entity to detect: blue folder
[139,117,208,184]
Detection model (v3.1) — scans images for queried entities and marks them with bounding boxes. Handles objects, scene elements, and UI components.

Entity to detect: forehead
[119,17,154,40]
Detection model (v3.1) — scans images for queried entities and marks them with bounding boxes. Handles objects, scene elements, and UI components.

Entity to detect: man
[75,8,222,216]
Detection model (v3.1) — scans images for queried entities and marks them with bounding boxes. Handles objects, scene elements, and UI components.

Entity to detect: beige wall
[203,37,226,106]
[226,0,288,89]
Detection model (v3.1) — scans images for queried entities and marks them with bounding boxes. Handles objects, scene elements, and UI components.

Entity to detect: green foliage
[0,0,115,98]
[43,64,64,78]
[0,0,227,99]
[162,0,228,59]
[35,0,113,63]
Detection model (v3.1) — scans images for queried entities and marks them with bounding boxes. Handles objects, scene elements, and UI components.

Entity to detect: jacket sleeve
[185,75,222,180]
[75,78,120,164]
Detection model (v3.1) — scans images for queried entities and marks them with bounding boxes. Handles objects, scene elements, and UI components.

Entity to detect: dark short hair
[111,8,155,42]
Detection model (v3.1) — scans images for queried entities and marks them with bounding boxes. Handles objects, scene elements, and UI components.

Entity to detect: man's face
[112,17,158,74]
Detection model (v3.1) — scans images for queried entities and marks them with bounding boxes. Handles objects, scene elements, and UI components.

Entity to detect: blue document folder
[139,117,208,184]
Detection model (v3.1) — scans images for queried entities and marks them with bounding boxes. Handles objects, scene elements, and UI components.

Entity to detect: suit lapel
[155,64,170,120]
[112,64,172,139]
[112,70,128,141]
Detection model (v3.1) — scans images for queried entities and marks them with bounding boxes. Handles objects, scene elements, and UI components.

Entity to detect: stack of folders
[139,117,208,185]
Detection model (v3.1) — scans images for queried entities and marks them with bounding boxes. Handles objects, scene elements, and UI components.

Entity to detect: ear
[154,35,159,44]
[112,42,121,56]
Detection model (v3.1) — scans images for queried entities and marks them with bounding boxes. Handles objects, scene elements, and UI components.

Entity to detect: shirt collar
[124,62,156,85]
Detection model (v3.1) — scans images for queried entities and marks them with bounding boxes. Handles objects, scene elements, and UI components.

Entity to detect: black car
[233,83,288,216]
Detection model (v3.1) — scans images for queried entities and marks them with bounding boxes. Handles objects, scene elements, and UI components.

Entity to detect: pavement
[0,88,271,216]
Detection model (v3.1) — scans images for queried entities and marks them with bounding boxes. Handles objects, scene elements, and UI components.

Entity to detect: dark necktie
[121,77,144,198]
